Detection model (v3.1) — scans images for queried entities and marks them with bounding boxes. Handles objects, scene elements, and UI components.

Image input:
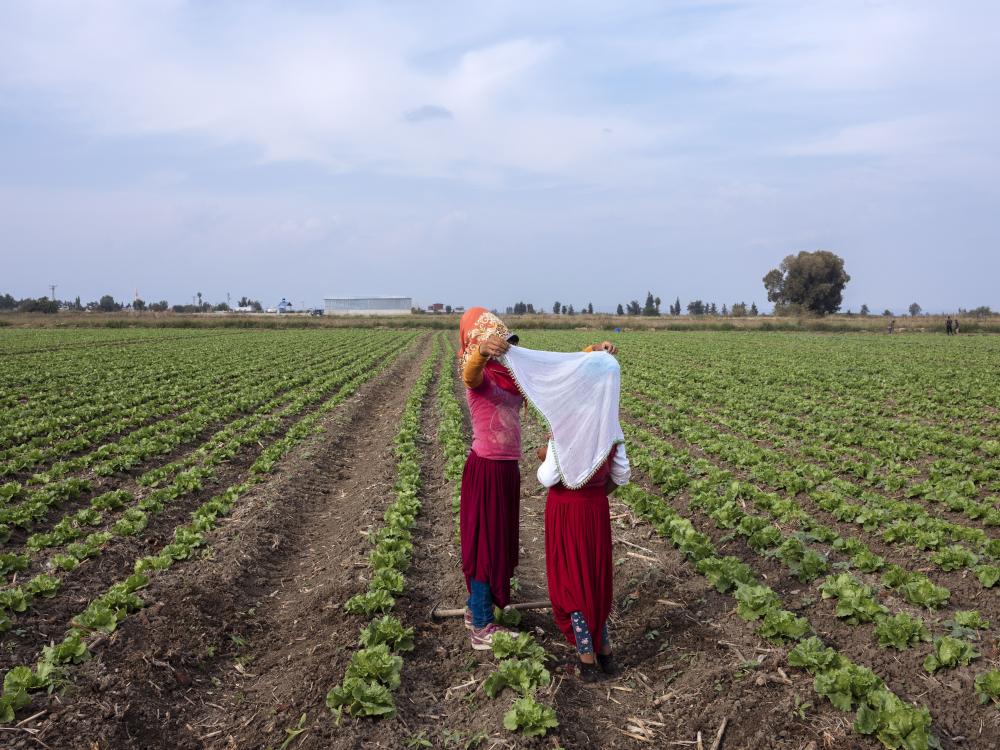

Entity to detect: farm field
[0,327,997,749]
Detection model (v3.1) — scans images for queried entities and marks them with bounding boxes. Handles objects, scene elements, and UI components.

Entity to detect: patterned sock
[570,611,594,655]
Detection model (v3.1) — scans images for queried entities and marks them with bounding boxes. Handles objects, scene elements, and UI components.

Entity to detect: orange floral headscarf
[459,307,512,366]
[458,307,520,394]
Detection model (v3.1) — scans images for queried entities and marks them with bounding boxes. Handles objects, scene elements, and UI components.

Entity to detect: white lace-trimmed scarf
[500,346,625,489]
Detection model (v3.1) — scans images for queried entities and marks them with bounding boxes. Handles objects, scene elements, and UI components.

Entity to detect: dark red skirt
[460,450,520,608]
[545,484,613,653]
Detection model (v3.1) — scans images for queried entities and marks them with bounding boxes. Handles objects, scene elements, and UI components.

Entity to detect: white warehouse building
[323,296,413,316]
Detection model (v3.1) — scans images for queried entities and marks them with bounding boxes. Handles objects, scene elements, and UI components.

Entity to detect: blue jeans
[466,579,493,629]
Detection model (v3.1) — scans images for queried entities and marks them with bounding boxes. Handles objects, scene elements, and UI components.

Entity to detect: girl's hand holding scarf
[479,334,510,358]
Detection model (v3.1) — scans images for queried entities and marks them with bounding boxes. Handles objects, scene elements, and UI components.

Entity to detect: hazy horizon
[2,1,998,315]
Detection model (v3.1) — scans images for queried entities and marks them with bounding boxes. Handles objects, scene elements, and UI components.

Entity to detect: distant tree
[731,302,747,317]
[505,306,514,315]
[627,300,641,316]
[526,303,535,314]
[98,294,121,312]
[196,292,203,307]
[882,309,893,316]
[213,302,230,312]
[763,250,850,315]
[709,302,718,315]
[567,304,575,316]
[908,302,922,317]
[860,304,870,317]
[133,298,146,312]
[642,292,659,316]
[445,305,453,314]
[749,302,759,316]
[149,300,169,312]
[968,305,993,317]
[587,302,594,315]
[616,303,624,316]
[673,296,681,316]
[0,293,16,310]
[654,296,661,314]
[553,300,561,315]
[72,296,83,311]
[561,304,567,315]
[721,303,728,316]
[687,300,705,316]
[19,296,58,314]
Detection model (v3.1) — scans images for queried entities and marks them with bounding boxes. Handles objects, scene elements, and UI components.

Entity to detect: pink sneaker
[464,608,474,631]
[470,623,511,651]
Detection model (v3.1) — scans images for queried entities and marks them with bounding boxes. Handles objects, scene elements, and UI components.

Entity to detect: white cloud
[0,3,658,184]
[784,115,961,157]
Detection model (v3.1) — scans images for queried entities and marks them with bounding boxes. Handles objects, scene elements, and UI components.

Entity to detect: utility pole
[49,284,56,300]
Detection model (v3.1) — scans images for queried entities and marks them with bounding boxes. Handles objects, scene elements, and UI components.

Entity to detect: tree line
[0,293,264,314]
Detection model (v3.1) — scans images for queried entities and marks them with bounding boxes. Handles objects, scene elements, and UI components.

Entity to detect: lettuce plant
[974,669,1000,705]
[696,556,755,593]
[874,613,930,650]
[483,658,551,698]
[326,677,395,722]
[345,589,395,616]
[922,636,979,673]
[359,615,414,652]
[344,645,402,690]
[734,583,780,621]
[502,696,558,737]
[853,687,939,750]
[491,632,547,662]
[756,609,810,642]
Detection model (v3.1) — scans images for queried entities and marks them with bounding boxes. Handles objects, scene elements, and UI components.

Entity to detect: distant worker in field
[888,319,895,334]
[458,307,617,650]
[946,316,954,335]
[954,318,961,335]
[503,345,629,682]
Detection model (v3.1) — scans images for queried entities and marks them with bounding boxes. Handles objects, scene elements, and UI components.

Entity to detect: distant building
[277,298,294,313]
[323,296,412,316]
[429,303,445,313]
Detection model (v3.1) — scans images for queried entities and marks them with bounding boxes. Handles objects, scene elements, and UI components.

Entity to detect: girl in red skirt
[537,439,629,679]
[501,346,629,680]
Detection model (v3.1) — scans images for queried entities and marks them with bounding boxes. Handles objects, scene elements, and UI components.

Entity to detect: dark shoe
[578,660,601,683]
[597,652,616,675]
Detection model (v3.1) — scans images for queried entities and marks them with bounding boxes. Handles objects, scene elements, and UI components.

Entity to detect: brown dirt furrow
[15,337,429,750]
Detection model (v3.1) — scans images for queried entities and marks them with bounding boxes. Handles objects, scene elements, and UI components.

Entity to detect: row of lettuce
[0,336,415,723]
[325,338,439,721]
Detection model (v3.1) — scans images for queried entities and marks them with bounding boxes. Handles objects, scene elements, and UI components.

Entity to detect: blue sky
[1,1,997,313]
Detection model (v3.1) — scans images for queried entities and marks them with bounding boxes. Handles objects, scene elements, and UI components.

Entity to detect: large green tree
[763,250,850,315]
